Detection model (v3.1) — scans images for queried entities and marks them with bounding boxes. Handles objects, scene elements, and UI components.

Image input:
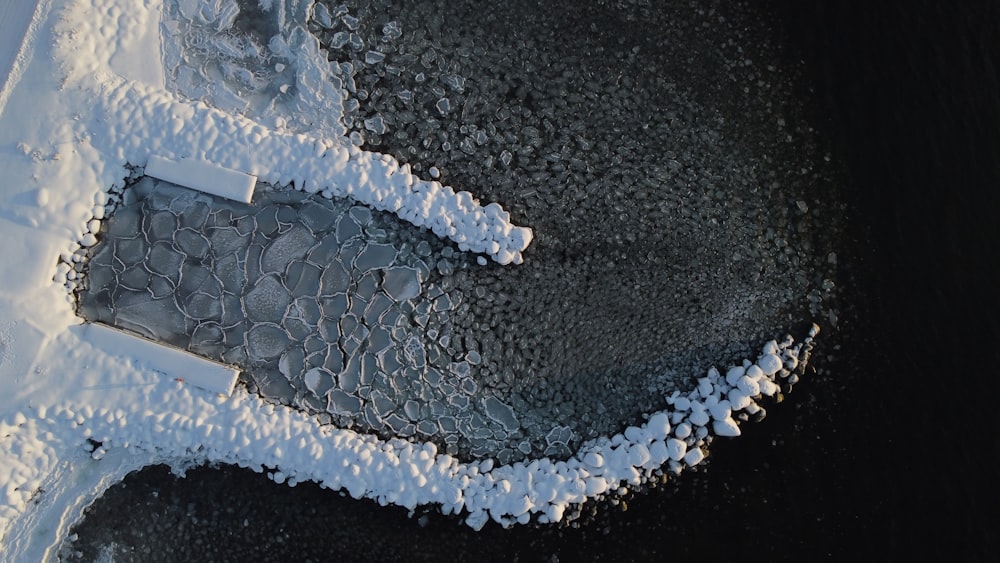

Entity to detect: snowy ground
[1,1,827,560]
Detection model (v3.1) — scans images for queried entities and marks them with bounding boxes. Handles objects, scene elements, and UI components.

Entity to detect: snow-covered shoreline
[0,1,823,559]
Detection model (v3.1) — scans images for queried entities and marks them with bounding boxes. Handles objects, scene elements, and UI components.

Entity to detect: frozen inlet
[84,323,240,396]
[145,155,257,204]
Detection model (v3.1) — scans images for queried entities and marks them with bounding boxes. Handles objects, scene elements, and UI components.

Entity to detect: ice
[348,33,364,51]
[304,368,334,397]
[318,318,339,342]
[174,228,210,259]
[320,293,349,319]
[183,292,223,320]
[179,260,213,294]
[327,389,362,415]
[384,413,408,433]
[330,31,349,49]
[106,205,143,239]
[149,275,176,299]
[307,233,341,264]
[146,243,183,281]
[319,260,351,296]
[366,326,393,355]
[278,348,305,380]
[256,370,297,403]
[546,426,574,448]
[174,198,212,230]
[338,238,365,268]
[359,353,377,386]
[206,225,247,256]
[382,266,421,301]
[114,298,187,343]
[114,237,148,265]
[191,321,224,345]
[245,324,291,361]
[340,335,362,357]
[298,200,337,232]
[119,265,150,291]
[312,2,333,28]
[243,275,291,323]
[355,243,396,273]
[289,296,321,326]
[284,318,311,341]
[213,253,245,294]
[149,211,177,241]
[85,257,115,293]
[381,20,402,40]
[285,260,322,297]
[255,208,279,236]
[433,293,453,312]
[441,73,466,93]
[261,224,314,275]
[483,397,521,432]
[339,356,361,393]
[450,360,470,378]
[402,335,426,368]
[403,400,421,421]
[323,345,344,373]
[354,271,379,302]
[362,292,394,325]
[338,308,361,340]
[363,115,386,134]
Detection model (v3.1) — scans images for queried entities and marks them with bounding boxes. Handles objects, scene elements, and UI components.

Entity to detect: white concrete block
[145,155,256,203]
[86,323,240,396]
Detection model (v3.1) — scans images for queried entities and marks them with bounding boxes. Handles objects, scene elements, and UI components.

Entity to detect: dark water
[772,0,999,560]
[63,1,998,561]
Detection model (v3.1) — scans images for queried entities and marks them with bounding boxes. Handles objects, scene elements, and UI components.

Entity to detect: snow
[145,155,257,204]
[0,0,822,559]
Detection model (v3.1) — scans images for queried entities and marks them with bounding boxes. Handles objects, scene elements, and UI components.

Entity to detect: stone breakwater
[0,327,816,534]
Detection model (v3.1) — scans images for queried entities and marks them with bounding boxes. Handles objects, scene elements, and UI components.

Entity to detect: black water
[63,1,998,560]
